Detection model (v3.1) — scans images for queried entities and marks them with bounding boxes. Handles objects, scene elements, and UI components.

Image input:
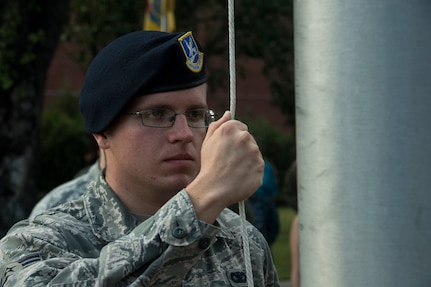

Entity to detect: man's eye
[144,109,168,119]
[187,110,205,120]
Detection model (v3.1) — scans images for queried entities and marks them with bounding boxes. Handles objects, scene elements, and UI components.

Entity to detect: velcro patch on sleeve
[1,253,41,286]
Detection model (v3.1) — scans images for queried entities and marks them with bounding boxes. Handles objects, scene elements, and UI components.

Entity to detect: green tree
[0,1,71,236]
[62,0,145,68]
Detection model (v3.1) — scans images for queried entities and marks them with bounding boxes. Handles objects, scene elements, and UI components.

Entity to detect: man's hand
[186,111,264,224]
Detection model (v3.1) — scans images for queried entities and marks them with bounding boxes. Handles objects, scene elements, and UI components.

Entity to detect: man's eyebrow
[132,104,170,111]
[187,104,208,110]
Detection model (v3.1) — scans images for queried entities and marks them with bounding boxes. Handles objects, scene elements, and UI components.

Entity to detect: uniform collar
[83,172,140,242]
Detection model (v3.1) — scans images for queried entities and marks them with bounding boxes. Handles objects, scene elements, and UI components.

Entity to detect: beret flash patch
[178,31,204,73]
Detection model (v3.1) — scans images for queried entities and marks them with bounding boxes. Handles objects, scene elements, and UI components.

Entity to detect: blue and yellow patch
[178,31,204,73]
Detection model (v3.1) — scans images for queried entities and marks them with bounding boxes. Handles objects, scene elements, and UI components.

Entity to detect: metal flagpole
[294,1,431,286]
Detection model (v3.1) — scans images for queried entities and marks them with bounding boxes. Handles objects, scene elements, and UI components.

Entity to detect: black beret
[79,30,206,133]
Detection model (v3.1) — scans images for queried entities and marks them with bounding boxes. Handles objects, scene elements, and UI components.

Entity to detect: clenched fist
[186,111,264,223]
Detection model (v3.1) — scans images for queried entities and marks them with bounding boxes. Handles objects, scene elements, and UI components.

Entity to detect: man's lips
[164,153,194,162]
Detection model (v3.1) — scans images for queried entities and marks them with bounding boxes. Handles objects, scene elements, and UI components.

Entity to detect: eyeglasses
[123,108,216,128]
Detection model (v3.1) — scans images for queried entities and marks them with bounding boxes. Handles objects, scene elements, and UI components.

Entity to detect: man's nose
[168,114,194,141]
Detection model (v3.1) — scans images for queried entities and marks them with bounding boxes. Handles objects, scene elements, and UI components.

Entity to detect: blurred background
[0,0,296,280]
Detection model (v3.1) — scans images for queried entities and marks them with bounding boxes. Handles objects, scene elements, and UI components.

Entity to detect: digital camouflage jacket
[0,174,279,286]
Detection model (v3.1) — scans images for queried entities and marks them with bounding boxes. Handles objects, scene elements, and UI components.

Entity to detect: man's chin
[164,174,196,191]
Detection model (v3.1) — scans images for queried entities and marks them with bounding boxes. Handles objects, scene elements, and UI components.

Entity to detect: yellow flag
[143,0,176,32]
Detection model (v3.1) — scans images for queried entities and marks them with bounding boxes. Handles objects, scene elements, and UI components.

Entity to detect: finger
[206,110,231,137]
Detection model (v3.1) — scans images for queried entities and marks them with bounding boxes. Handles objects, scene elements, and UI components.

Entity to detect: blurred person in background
[249,160,280,247]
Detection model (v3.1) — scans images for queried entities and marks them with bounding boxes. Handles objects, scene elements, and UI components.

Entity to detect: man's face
[101,84,208,201]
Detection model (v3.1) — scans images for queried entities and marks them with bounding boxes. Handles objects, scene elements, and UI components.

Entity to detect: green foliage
[0,3,20,91]
[0,3,51,91]
[272,206,297,280]
[36,91,93,196]
[237,0,295,125]
[62,0,145,68]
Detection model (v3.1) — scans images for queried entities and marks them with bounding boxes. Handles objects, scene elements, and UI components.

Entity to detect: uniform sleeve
[0,190,220,286]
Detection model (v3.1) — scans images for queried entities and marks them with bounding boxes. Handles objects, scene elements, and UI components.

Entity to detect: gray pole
[294,1,431,286]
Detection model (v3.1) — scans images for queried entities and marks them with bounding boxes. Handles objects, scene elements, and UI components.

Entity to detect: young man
[0,31,279,286]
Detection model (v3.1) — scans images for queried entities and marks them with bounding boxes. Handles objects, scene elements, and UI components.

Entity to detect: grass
[272,206,297,280]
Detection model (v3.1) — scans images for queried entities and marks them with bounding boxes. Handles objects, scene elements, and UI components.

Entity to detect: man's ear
[93,133,109,149]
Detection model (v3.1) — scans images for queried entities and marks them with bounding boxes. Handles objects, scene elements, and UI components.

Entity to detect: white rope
[227,0,254,286]
[228,0,236,120]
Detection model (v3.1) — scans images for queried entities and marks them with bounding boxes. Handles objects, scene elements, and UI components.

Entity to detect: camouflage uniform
[1,171,279,286]
[30,162,99,217]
